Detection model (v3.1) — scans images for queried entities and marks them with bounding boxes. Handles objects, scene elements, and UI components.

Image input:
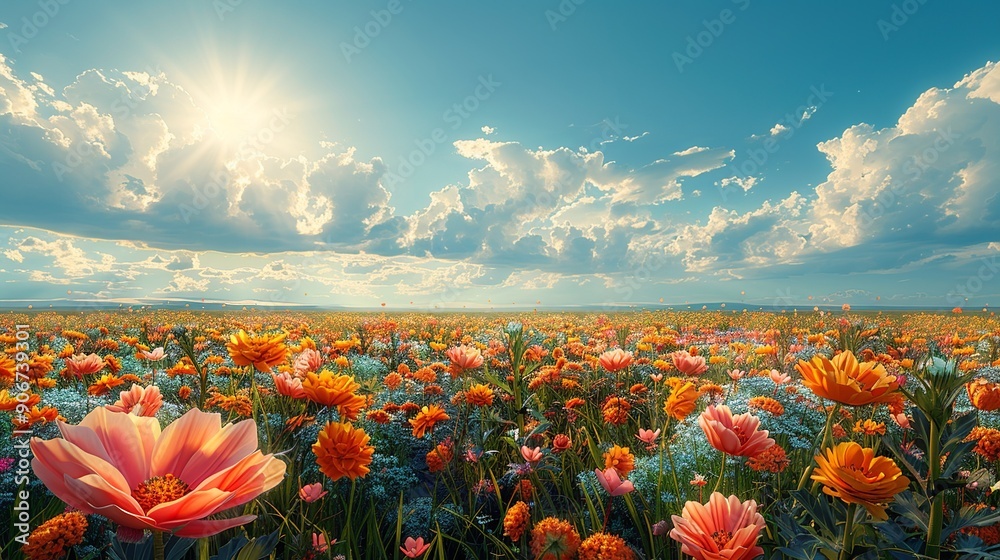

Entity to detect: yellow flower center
[712,530,733,548]
[133,474,190,510]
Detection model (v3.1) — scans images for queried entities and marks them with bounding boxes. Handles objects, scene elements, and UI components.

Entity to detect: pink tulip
[105,384,163,417]
[595,467,634,496]
[599,348,633,373]
[312,532,330,553]
[671,351,708,376]
[140,347,165,361]
[400,536,431,558]
[636,428,660,446]
[294,348,324,375]
[698,404,775,458]
[446,345,484,373]
[299,482,328,502]
[728,369,745,381]
[65,353,104,379]
[769,369,791,385]
[520,445,543,466]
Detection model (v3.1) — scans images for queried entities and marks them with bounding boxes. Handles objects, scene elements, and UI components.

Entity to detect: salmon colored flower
[105,384,163,417]
[636,428,660,447]
[465,383,495,407]
[139,347,165,361]
[599,348,633,373]
[968,378,1000,412]
[313,421,374,481]
[298,482,328,502]
[698,405,774,458]
[293,348,324,375]
[552,434,572,453]
[226,330,288,373]
[769,369,791,385]
[811,442,910,520]
[795,350,899,406]
[671,351,708,376]
[521,445,544,467]
[665,381,699,421]
[400,536,431,558]
[272,372,307,399]
[504,501,531,541]
[30,407,285,537]
[578,532,634,560]
[409,404,450,438]
[669,492,766,560]
[21,511,88,560]
[530,517,581,560]
[302,370,366,421]
[446,345,483,376]
[65,353,104,379]
[595,467,634,496]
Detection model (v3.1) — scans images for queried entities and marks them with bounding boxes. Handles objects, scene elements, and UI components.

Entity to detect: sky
[0,1,999,310]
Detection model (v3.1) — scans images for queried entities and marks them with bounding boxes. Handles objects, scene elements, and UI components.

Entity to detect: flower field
[3,309,1000,559]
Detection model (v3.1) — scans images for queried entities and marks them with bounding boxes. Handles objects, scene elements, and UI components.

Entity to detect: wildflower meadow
[3,308,1000,559]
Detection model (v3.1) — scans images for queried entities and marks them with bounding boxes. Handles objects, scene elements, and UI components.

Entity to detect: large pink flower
[272,372,307,399]
[105,384,163,417]
[65,353,105,379]
[698,405,774,458]
[31,407,285,537]
[670,492,766,560]
[671,351,708,376]
[599,348,633,373]
[446,345,483,374]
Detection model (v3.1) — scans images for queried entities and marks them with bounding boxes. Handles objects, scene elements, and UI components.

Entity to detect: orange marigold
[603,445,635,477]
[853,419,886,436]
[968,378,1000,412]
[564,397,586,409]
[747,396,784,416]
[426,443,453,473]
[748,444,790,473]
[578,532,634,560]
[86,373,125,397]
[503,501,531,541]
[967,427,1000,462]
[302,370,366,421]
[465,383,495,407]
[313,421,374,481]
[22,511,87,560]
[366,410,392,424]
[602,397,631,426]
[412,367,437,383]
[384,372,403,390]
[226,330,288,372]
[530,517,581,560]
[409,404,450,438]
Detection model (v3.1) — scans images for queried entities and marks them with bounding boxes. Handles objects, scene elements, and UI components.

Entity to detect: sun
[202,92,274,148]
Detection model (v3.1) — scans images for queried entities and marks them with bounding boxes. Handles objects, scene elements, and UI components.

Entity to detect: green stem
[152,531,165,560]
[197,538,209,560]
[839,503,857,560]
[798,403,840,491]
[926,419,943,559]
[712,453,727,495]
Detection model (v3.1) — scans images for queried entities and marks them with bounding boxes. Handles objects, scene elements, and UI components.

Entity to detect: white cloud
[481,125,495,135]
[3,249,22,263]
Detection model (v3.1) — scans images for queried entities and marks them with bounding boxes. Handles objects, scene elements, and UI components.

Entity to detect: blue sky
[1,1,999,309]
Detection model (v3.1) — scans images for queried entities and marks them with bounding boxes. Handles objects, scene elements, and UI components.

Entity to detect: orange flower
[86,373,125,396]
[967,378,1000,412]
[302,370,366,421]
[578,532,634,560]
[30,408,285,537]
[812,442,909,520]
[795,350,899,406]
[664,381,698,421]
[852,419,886,436]
[601,396,631,426]
[21,511,88,560]
[409,404,450,438]
[747,444,790,473]
[747,396,784,416]
[313,421,374,481]
[366,410,392,424]
[105,384,163,417]
[426,442,453,473]
[446,344,483,376]
[226,330,288,373]
[178,385,192,400]
[503,501,531,541]
[530,517,581,560]
[698,405,774,458]
[603,445,635,477]
[552,434,572,453]
[465,383,495,407]
[966,427,1000,462]
[669,492,765,560]
[383,371,403,390]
